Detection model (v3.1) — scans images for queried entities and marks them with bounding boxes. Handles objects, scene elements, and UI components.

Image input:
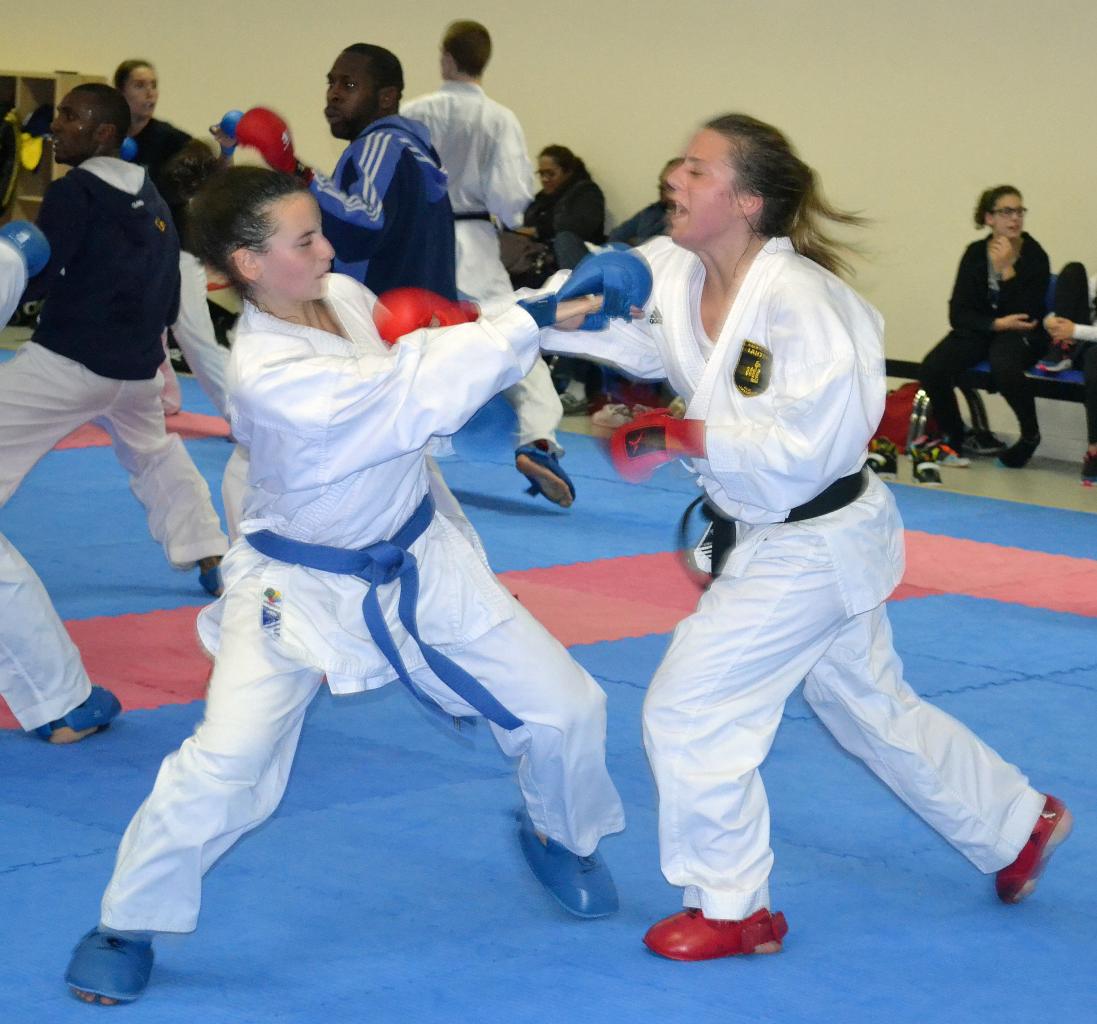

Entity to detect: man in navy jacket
[0,83,227,593]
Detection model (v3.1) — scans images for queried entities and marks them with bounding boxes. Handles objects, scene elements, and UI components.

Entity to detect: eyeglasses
[992,206,1027,217]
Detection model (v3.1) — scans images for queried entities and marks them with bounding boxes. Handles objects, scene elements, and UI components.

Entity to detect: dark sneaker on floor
[866,436,899,479]
[998,434,1041,468]
[1082,450,1097,486]
[962,430,1008,456]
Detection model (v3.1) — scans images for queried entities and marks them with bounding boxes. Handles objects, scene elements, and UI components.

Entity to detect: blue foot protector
[198,564,223,597]
[515,444,576,507]
[517,810,618,918]
[35,686,121,741]
[65,928,154,1004]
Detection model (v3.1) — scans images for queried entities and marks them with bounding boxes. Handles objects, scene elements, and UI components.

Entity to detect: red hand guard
[610,410,705,483]
[373,288,480,346]
[235,107,300,175]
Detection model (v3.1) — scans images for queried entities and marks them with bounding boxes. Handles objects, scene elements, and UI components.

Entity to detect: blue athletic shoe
[517,811,618,918]
[35,686,121,743]
[515,443,575,507]
[66,928,154,1004]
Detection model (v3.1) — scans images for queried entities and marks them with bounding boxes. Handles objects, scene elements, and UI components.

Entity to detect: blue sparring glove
[556,249,652,330]
[517,249,653,330]
[0,220,50,277]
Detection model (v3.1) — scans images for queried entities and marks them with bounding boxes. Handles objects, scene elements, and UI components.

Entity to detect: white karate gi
[541,236,1044,920]
[0,243,93,730]
[160,252,231,418]
[99,273,623,932]
[403,83,562,450]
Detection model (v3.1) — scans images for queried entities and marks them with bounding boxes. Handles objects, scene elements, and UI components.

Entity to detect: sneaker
[1036,342,1074,374]
[995,795,1072,903]
[962,430,1007,456]
[866,436,898,479]
[998,434,1040,469]
[1082,450,1097,486]
[667,396,687,419]
[590,402,634,428]
[910,437,970,468]
[559,391,590,415]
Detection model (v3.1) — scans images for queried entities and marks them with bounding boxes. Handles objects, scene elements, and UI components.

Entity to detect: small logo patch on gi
[733,339,771,396]
[261,587,283,636]
[648,307,663,325]
[154,217,167,233]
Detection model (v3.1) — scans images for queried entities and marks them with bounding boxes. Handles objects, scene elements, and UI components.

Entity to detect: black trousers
[919,329,1047,447]
[1053,262,1097,444]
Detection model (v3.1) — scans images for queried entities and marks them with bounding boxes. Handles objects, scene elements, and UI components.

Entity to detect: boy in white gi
[65,167,625,1005]
[403,21,572,506]
[538,113,1071,960]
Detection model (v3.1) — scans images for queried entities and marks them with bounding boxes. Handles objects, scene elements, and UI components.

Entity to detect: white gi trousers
[100,587,624,932]
[0,342,228,567]
[0,531,92,731]
[160,253,231,418]
[457,220,563,452]
[643,508,1045,921]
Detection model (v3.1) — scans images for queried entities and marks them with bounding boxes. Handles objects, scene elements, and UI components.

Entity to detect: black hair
[341,43,404,92]
[539,145,590,182]
[974,185,1022,229]
[188,166,310,297]
[71,83,132,147]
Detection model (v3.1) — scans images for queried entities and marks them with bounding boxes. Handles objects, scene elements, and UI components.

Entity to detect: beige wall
[5,0,1097,377]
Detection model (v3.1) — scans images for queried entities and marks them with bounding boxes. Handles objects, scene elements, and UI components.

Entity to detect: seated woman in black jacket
[919,185,1050,468]
[517,145,607,411]
[519,145,605,270]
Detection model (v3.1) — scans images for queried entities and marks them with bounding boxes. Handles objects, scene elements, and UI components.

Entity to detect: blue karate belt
[245,493,523,731]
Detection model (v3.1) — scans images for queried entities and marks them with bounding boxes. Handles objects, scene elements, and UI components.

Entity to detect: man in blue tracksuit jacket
[311,43,457,300]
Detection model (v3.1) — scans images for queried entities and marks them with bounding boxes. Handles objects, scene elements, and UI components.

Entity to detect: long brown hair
[704,113,865,278]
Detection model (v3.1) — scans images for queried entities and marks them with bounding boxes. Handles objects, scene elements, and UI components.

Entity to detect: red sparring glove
[235,107,310,178]
[373,288,480,346]
[610,410,705,483]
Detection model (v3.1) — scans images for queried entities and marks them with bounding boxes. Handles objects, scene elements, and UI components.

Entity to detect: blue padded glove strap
[517,294,558,329]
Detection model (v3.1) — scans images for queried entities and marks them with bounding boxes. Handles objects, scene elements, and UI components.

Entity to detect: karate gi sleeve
[703,288,885,513]
[234,305,541,491]
[0,244,28,323]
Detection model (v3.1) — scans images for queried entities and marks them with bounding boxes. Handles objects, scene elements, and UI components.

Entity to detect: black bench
[886,357,1085,448]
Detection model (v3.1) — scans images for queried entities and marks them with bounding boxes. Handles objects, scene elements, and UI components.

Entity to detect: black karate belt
[677,467,869,585]
[454,211,492,222]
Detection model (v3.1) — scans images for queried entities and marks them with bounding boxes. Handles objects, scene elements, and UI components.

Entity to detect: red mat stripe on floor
[2,531,1093,729]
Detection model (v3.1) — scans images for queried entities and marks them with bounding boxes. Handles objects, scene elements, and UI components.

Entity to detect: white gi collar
[685,237,793,421]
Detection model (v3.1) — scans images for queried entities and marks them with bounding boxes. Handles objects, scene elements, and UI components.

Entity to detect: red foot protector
[995,794,1072,903]
[643,907,788,961]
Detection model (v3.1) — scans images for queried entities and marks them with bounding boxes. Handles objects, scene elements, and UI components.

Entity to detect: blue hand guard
[555,250,652,331]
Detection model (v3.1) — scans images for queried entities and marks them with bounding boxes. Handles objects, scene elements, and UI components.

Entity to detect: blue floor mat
[1,374,1094,1022]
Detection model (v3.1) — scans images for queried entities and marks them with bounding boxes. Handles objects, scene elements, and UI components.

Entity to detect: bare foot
[515,454,573,507]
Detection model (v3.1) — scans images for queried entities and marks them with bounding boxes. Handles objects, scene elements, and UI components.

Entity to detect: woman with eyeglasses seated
[516,145,607,413]
[918,185,1050,468]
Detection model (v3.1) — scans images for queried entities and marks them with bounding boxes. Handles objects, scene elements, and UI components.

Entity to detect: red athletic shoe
[996,795,1073,904]
[642,907,788,961]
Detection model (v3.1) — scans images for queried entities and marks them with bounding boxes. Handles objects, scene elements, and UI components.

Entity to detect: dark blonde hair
[189,167,310,297]
[443,21,491,77]
[974,185,1021,229]
[704,113,865,278]
[113,59,154,90]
